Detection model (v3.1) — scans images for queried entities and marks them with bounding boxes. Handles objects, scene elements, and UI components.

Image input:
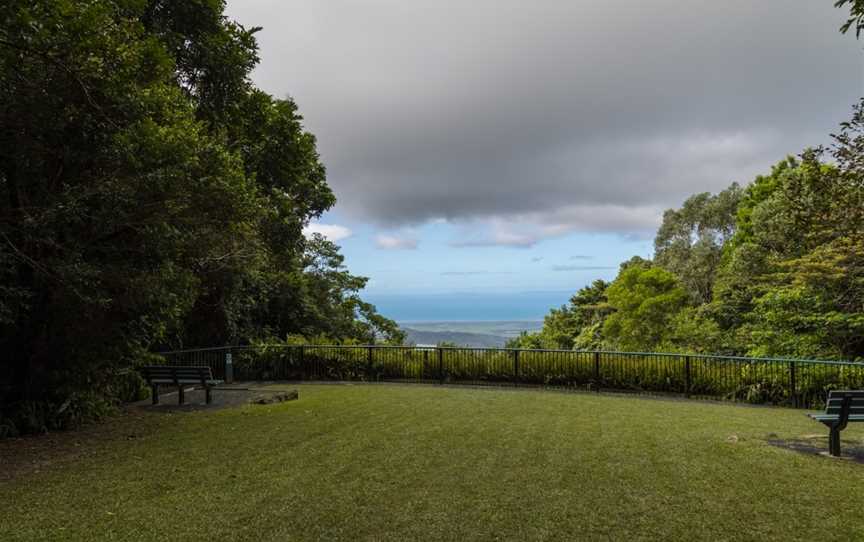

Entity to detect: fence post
[790,361,798,408]
[438,347,444,384]
[593,351,601,390]
[225,349,234,384]
[299,345,305,379]
[684,356,691,397]
[513,349,520,384]
[367,345,373,381]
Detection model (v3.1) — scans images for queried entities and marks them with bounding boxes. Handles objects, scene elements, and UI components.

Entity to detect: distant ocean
[364,291,571,323]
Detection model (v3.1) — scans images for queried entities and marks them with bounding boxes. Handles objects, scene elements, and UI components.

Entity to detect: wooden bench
[140,366,223,405]
[807,390,864,456]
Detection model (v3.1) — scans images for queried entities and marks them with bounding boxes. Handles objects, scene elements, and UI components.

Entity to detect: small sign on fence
[225,351,233,383]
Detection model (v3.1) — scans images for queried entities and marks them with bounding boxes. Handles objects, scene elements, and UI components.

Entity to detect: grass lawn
[2,384,864,541]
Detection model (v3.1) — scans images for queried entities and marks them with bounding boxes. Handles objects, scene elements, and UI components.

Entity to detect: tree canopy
[0,0,399,434]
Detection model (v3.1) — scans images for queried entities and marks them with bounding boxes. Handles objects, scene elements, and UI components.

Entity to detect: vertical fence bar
[299,345,306,379]
[593,351,600,389]
[685,355,691,397]
[513,349,520,385]
[366,345,373,381]
[438,347,444,384]
[789,361,797,408]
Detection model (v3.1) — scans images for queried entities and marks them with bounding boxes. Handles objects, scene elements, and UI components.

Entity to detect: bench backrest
[825,390,864,415]
[140,365,214,382]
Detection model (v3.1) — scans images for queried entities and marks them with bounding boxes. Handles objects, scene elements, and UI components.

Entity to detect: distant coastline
[398,320,543,348]
[366,291,570,322]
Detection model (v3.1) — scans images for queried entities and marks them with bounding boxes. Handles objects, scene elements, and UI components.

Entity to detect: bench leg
[178,385,185,405]
[829,426,841,457]
[205,386,213,405]
[151,385,159,405]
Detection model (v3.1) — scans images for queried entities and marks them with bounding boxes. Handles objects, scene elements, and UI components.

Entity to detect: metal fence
[155,345,864,409]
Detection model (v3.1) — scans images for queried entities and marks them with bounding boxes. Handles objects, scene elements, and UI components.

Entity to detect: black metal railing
[154,345,864,409]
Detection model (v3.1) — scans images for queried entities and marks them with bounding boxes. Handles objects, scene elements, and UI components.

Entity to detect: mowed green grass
[3,384,864,541]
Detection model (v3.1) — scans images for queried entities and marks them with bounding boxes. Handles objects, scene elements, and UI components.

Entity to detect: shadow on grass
[768,434,864,463]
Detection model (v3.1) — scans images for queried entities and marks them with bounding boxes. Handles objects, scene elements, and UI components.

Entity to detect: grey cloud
[570,255,592,260]
[552,265,617,272]
[440,271,515,276]
[375,234,419,250]
[228,0,861,235]
[449,233,535,248]
[531,257,544,263]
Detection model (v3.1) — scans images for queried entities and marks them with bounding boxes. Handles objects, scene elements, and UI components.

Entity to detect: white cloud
[375,234,418,250]
[302,223,352,242]
[449,205,661,249]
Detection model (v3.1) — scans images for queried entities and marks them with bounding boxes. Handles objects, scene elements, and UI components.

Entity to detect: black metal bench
[140,366,223,405]
[808,390,864,456]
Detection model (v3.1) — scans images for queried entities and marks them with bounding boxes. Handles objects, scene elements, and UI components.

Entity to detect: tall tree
[654,185,742,304]
[507,280,611,350]
[603,264,689,352]
[712,141,864,359]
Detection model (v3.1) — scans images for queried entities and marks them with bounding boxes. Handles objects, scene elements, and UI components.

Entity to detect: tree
[710,127,864,359]
[506,280,610,350]
[603,265,689,351]
[745,237,864,359]
[654,185,742,304]
[836,0,864,37]
[709,155,836,331]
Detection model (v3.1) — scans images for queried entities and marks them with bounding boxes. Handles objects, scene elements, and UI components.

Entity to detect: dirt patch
[249,390,299,404]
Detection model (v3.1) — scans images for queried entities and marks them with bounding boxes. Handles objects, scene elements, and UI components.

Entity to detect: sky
[225,1,863,314]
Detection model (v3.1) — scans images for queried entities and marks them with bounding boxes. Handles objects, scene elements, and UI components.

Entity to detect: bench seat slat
[148,378,219,384]
[808,414,864,422]
[140,365,221,406]
[825,405,864,413]
[827,390,864,398]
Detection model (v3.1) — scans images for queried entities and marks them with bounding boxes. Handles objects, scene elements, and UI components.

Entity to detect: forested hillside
[510,139,864,360]
[0,0,401,434]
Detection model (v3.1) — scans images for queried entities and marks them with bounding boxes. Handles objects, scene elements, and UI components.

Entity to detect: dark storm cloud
[227,1,862,240]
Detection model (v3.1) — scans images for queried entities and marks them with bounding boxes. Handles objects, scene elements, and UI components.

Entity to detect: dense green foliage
[519,138,864,359]
[0,0,400,434]
[519,132,864,360]
[4,384,864,540]
[507,280,611,350]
